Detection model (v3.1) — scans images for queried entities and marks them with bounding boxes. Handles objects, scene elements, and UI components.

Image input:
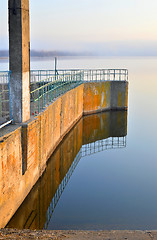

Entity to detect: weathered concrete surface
[0,124,40,228]
[9,0,30,122]
[0,229,156,240]
[110,81,128,110]
[0,82,128,228]
[83,81,128,115]
[84,82,110,114]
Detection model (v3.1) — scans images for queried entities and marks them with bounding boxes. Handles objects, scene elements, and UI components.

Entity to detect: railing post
[119,70,121,81]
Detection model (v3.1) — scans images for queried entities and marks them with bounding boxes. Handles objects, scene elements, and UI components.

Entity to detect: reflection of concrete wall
[7,111,127,230]
[110,111,127,137]
[83,113,110,145]
[83,111,127,145]
[0,81,128,228]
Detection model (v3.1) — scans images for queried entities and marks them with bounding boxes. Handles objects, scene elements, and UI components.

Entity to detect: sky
[1,0,157,55]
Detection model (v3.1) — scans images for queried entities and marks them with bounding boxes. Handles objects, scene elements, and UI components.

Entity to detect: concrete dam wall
[0,81,128,228]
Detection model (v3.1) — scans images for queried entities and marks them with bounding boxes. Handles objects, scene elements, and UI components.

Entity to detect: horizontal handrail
[31,68,128,72]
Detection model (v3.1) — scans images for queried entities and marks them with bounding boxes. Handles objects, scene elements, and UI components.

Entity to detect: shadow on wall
[7,110,127,230]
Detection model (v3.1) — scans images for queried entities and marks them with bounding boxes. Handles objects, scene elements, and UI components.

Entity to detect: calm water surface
[2,57,157,230]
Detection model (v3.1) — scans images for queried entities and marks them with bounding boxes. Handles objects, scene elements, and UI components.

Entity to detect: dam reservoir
[1,57,157,230]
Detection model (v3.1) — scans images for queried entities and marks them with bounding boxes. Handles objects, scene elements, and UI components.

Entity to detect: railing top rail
[0,69,128,75]
[0,71,11,74]
[31,68,128,72]
[0,69,128,71]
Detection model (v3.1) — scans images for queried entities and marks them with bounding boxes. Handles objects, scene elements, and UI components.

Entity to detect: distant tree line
[0,50,93,58]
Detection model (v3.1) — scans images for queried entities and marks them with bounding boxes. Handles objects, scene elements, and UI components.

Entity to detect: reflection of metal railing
[81,137,126,157]
[0,71,12,129]
[44,150,82,229]
[43,136,126,229]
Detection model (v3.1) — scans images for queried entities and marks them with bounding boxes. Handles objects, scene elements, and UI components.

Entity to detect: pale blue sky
[1,0,157,54]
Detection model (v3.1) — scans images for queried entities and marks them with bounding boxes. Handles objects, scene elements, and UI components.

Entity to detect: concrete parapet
[110,81,128,110]
[83,81,128,115]
[0,81,128,228]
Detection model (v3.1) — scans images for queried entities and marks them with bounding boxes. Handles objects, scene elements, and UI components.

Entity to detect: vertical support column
[8,0,30,123]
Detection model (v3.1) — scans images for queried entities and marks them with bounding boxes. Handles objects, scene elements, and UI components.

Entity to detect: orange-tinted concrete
[0,124,39,228]
[0,81,128,228]
[83,82,111,114]
[83,81,128,115]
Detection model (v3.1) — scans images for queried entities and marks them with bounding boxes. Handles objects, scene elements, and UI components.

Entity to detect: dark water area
[7,111,127,230]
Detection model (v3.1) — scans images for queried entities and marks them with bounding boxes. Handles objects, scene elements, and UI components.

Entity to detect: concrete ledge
[0,229,155,240]
[83,107,127,116]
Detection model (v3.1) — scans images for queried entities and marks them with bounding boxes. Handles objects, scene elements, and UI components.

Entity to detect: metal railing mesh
[0,69,128,128]
[30,71,83,115]
[31,69,128,83]
[30,69,128,115]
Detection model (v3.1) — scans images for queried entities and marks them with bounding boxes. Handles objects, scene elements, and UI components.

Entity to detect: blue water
[4,57,157,230]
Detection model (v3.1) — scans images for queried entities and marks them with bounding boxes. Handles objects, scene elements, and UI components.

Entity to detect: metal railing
[43,136,126,229]
[0,69,128,127]
[0,71,12,128]
[30,69,128,115]
[31,69,128,83]
[30,71,83,115]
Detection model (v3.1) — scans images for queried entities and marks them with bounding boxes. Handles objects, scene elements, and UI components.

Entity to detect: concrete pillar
[8,0,30,123]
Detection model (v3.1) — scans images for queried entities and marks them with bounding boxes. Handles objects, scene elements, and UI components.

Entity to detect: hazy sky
[1,0,157,55]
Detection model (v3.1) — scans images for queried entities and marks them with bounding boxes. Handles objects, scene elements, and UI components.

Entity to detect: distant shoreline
[1,55,157,61]
[1,56,157,64]
[0,50,94,59]
[0,57,8,60]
